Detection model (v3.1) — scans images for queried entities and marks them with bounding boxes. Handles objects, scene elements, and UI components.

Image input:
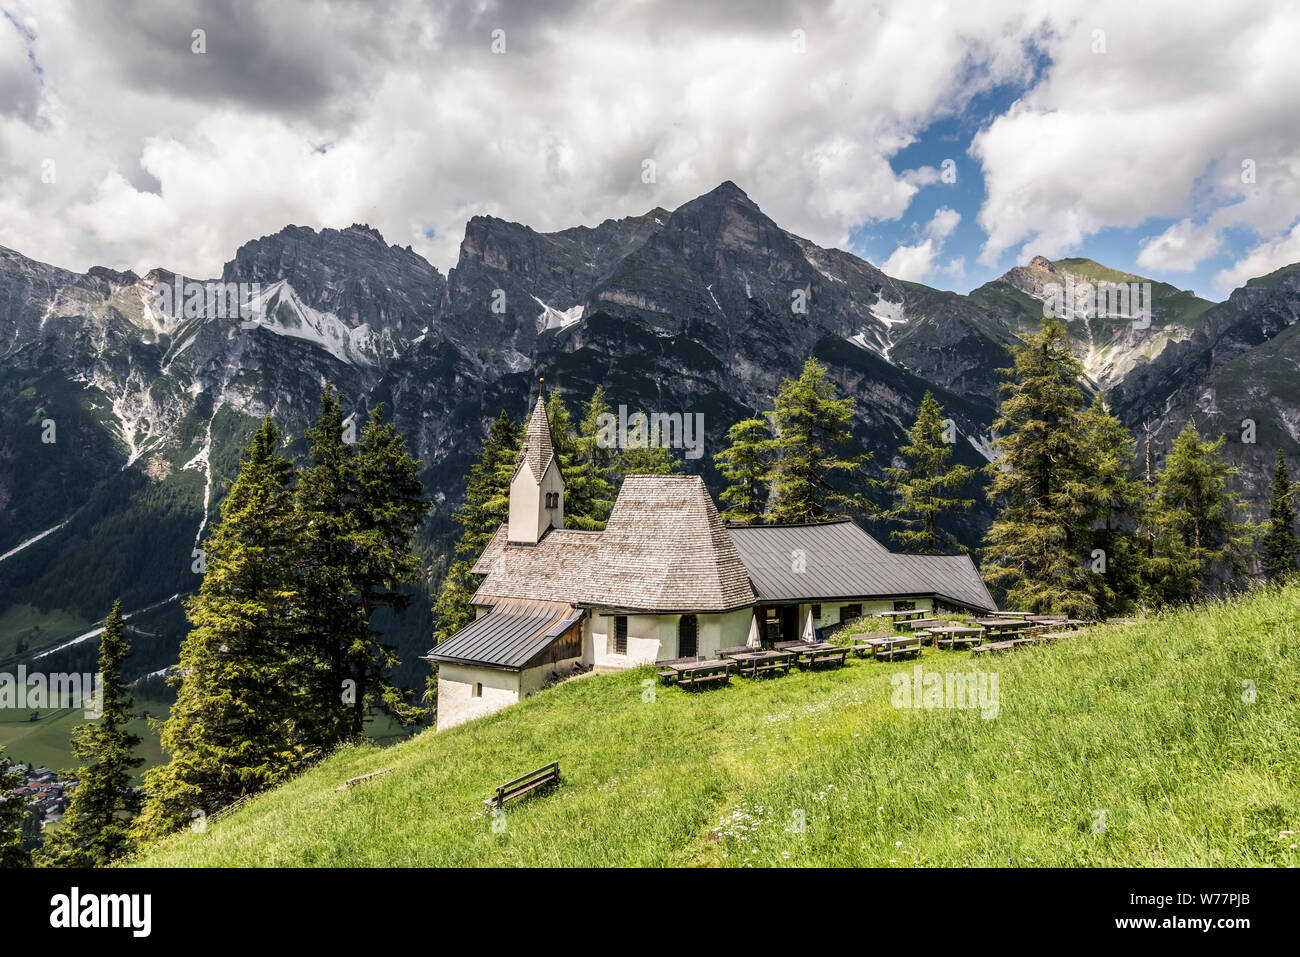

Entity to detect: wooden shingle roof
[511,395,556,483]
[474,474,757,613]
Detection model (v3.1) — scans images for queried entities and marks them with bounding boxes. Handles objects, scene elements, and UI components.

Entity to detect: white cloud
[881,207,962,281]
[972,0,1300,277]
[0,0,1045,276]
[1214,220,1300,291]
[881,238,938,282]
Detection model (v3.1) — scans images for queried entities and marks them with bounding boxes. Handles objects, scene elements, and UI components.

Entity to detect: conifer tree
[294,385,364,747]
[0,749,32,868]
[296,388,429,743]
[883,391,975,553]
[980,317,1098,616]
[767,358,869,523]
[134,419,312,841]
[568,386,616,529]
[715,416,772,523]
[1261,449,1300,582]
[1075,395,1145,618]
[431,411,520,645]
[347,406,430,732]
[41,601,142,866]
[613,412,683,482]
[1146,422,1253,605]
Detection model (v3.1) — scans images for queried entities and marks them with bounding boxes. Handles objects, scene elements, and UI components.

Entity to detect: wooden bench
[717,645,756,658]
[848,632,893,656]
[873,636,922,661]
[657,655,704,683]
[972,640,1016,656]
[795,645,850,670]
[484,762,560,809]
[675,660,732,689]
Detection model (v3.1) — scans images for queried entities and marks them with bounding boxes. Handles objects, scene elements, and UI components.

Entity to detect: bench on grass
[972,640,1016,656]
[484,762,560,809]
[717,645,757,658]
[872,635,923,661]
[848,632,894,657]
[675,659,732,689]
[657,655,704,682]
[794,644,850,670]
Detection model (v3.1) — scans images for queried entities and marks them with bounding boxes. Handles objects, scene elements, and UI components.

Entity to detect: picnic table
[971,617,1034,638]
[877,609,925,622]
[657,656,731,688]
[671,658,731,688]
[863,634,923,661]
[727,649,796,678]
[927,625,984,649]
[774,640,849,670]
[848,632,894,657]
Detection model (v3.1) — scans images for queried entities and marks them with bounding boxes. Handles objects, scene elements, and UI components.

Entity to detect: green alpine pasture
[128,586,1300,867]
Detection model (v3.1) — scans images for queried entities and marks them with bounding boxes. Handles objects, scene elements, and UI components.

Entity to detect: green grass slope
[129,587,1300,867]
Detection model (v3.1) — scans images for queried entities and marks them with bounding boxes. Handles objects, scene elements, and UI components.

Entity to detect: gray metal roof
[727,520,996,612]
[426,600,582,671]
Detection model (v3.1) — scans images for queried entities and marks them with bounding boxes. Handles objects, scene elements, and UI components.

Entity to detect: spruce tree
[294,384,363,747]
[569,386,616,529]
[41,601,142,867]
[0,749,32,868]
[1261,449,1300,582]
[980,317,1098,616]
[134,419,312,842]
[883,391,975,553]
[767,358,869,523]
[1076,395,1144,618]
[1146,422,1253,605]
[431,411,521,646]
[348,406,430,732]
[715,416,772,523]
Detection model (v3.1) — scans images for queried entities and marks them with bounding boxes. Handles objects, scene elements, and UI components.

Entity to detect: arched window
[678,614,698,658]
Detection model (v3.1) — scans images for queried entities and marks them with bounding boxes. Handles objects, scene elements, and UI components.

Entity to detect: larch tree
[1145,422,1253,605]
[767,358,869,524]
[431,410,520,646]
[980,317,1099,616]
[715,416,772,523]
[41,601,142,867]
[883,391,975,553]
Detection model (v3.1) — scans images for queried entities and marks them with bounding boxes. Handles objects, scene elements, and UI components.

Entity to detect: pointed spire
[513,384,556,483]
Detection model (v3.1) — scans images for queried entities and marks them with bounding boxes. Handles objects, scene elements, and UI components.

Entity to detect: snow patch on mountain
[240,280,382,365]
[967,433,997,463]
[533,296,583,333]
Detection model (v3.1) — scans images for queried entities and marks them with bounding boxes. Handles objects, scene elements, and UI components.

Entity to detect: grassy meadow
[128,586,1300,867]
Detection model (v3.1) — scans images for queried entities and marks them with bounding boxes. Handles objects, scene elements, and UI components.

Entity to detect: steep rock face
[4,180,1299,687]
[224,223,444,343]
[1109,264,1300,509]
[439,208,667,361]
[969,256,1214,389]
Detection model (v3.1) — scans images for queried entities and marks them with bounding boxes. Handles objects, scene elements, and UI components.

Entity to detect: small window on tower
[471,682,483,699]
